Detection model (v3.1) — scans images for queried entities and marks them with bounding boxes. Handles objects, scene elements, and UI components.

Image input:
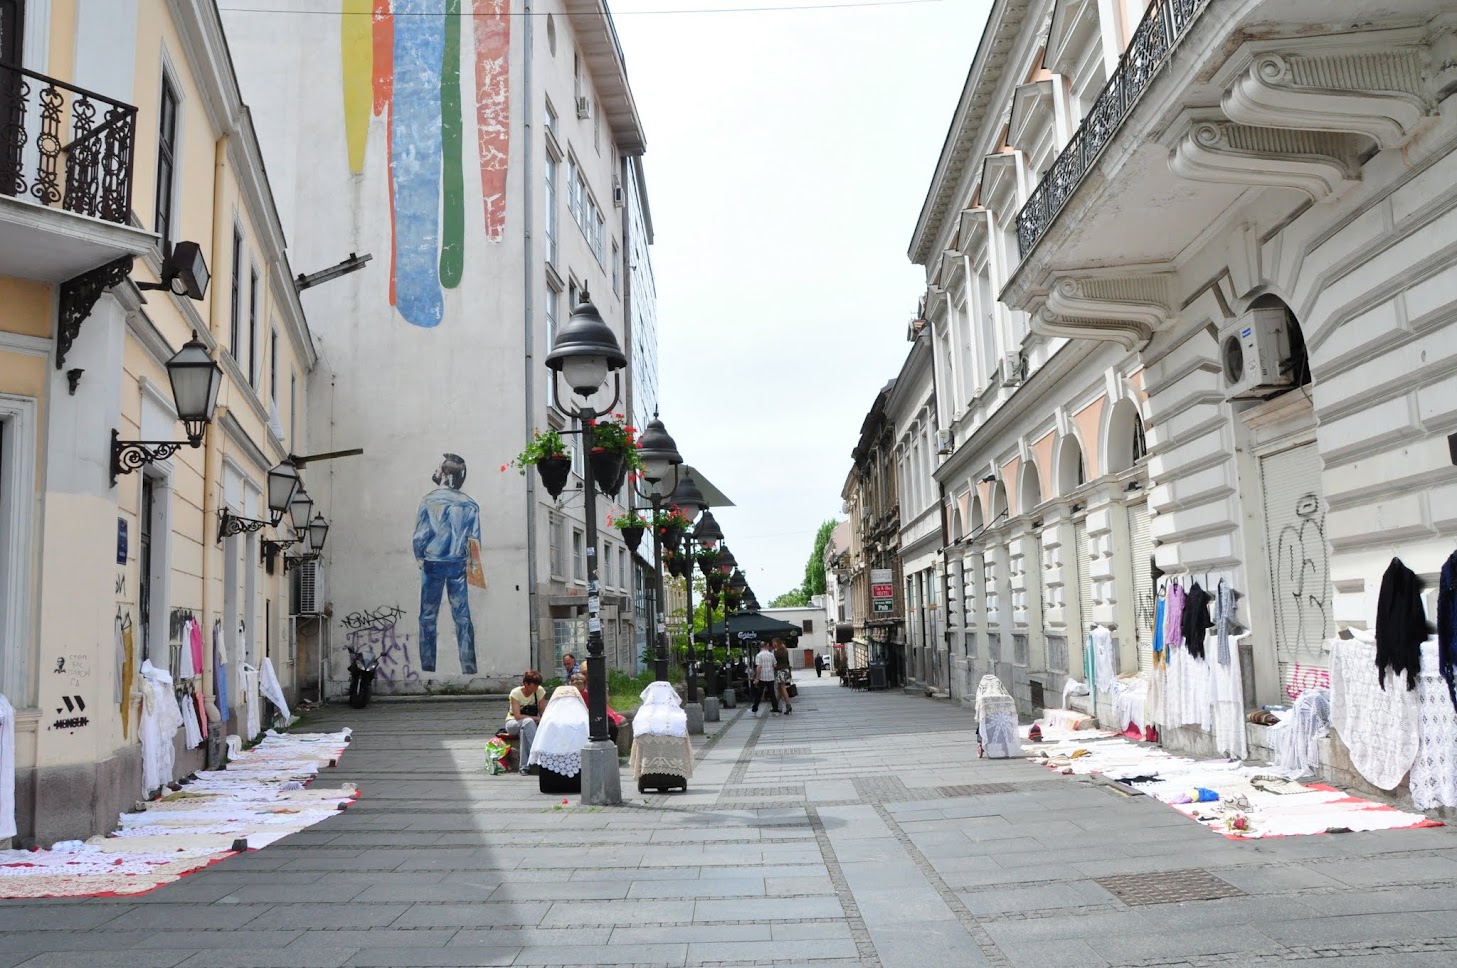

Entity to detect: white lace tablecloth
[1412,642,1457,809]
[630,734,693,780]
[1330,636,1418,791]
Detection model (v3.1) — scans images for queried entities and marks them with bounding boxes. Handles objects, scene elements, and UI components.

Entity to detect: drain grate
[938,783,1024,797]
[734,785,805,797]
[1094,869,1245,906]
[752,746,812,757]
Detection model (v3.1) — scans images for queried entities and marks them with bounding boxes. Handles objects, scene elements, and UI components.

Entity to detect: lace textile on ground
[1268,689,1330,777]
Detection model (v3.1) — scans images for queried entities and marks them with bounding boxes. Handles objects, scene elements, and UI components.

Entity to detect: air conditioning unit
[936,428,954,455]
[1221,303,1293,399]
[612,177,624,208]
[291,559,325,616]
[1000,354,1025,387]
[575,96,590,119]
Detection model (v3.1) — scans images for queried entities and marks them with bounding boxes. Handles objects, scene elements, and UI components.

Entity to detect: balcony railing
[1015,0,1210,258]
[1,62,138,225]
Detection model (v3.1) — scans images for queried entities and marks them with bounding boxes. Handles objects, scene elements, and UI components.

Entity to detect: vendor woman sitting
[504,670,548,775]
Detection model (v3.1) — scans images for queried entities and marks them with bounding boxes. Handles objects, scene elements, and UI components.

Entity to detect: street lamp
[668,473,709,730]
[545,292,627,806]
[110,332,222,486]
[632,416,684,684]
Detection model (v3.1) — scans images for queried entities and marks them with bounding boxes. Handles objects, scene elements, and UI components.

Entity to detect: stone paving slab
[6,679,1457,966]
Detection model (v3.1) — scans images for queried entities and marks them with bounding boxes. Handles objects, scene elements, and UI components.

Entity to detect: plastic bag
[485,738,512,775]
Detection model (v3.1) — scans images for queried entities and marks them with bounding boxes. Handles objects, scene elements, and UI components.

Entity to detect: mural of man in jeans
[413,454,482,674]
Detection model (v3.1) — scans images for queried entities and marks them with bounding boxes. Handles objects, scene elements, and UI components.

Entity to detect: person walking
[814,653,825,678]
[750,640,779,716]
[773,637,793,715]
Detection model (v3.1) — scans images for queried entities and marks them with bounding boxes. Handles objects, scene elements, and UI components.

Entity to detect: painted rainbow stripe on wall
[341,0,512,328]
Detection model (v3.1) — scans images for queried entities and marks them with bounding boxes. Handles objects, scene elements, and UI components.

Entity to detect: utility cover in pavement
[938,783,1024,797]
[1094,870,1245,905]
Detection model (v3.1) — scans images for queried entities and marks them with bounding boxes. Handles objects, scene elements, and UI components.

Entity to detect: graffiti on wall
[341,605,421,687]
[413,453,484,674]
[340,0,512,328]
[1272,492,1331,662]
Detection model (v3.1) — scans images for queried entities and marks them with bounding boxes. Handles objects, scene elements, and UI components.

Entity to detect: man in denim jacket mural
[413,453,481,675]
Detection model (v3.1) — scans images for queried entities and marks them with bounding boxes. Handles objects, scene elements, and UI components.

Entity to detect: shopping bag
[485,738,511,774]
[467,538,488,589]
[787,682,798,698]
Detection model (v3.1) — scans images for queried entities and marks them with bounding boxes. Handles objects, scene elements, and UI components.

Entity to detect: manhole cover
[753,747,812,757]
[1094,870,1245,906]
[938,783,1023,797]
[735,785,805,797]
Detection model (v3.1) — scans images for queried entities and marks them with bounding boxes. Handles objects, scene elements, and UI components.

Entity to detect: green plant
[586,416,644,470]
[504,428,569,473]
[652,506,691,532]
[606,510,647,531]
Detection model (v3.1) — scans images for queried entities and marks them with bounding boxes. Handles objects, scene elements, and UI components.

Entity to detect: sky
[610,0,992,602]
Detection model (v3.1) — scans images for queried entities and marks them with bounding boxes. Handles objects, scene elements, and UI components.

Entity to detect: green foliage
[804,519,838,597]
[506,428,568,473]
[769,588,811,608]
[586,417,644,469]
[606,510,647,531]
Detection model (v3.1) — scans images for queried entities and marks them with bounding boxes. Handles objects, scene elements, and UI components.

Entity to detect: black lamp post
[110,332,222,486]
[693,512,723,701]
[668,473,708,719]
[546,292,627,805]
[632,417,684,683]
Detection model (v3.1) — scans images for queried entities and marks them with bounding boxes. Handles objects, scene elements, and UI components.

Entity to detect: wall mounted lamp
[136,241,211,301]
[110,332,222,486]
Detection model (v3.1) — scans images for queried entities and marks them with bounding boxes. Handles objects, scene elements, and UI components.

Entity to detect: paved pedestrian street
[6,678,1457,968]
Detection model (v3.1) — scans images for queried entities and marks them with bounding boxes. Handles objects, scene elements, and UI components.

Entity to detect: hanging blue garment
[1153,595,1167,667]
[1440,551,1457,709]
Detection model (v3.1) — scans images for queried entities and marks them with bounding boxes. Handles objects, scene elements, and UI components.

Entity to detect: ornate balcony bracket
[110,430,194,487]
[1221,49,1429,151]
[1169,121,1361,201]
[57,257,133,370]
[1035,274,1176,350]
[284,552,320,574]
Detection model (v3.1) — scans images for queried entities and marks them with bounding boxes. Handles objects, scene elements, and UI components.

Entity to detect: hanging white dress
[1411,640,1457,809]
[0,692,16,840]
[241,664,262,741]
[1210,634,1248,758]
[180,693,203,750]
[529,685,589,777]
[1090,626,1116,693]
[1330,633,1419,791]
[177,619,197,679]
[258,657,291,722]
[138,661,182,793]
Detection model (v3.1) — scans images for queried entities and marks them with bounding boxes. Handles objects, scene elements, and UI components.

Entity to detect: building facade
[221,1,658,693]
[1,0,319,844]
[841,382,905,686]
[905,0,1457,786]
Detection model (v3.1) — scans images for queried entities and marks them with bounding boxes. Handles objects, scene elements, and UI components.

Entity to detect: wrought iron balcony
[1,62,138,225]
[1015,0,1210,259]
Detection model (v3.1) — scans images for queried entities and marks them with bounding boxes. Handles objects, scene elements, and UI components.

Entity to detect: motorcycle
[346,645,379,708]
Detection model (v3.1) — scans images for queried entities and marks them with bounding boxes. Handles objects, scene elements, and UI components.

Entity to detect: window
[618,547,627,590]
[611,241,620,295]
[545,99,558,138]
[569,281,578,311]
[248,269,260,386]
[570,416,585,479]
[269,328,279,405]
[572,529,585,582]
[544,154,559,266]
[567,159,580,223]
[601,539,611,586]
[549,511,565,578]
[289,371,297,448]
[1132,418,1148,464]
[593,209,605,264]
[545,286,560,407]
[802,619,814,634]
[230,229,243,360]
[155,74,180,250]
[573,50,583,104]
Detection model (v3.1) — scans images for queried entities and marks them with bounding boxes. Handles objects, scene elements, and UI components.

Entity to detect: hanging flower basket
[536,455,572,499]
[608,510,648,552]
[621,525,644,551]
[588,447,627,498]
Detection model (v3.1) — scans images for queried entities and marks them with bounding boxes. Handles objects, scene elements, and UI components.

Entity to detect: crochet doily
[630,734,694,780]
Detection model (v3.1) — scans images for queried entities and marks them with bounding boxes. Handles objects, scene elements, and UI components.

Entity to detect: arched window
[1104,398,1146,475]
[1019,463,1042,516]
[1056,434,1086,496]
[546,15,557,55]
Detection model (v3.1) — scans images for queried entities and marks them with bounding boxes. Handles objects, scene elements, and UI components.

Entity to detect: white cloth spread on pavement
[1330,632,1418,791]
[530,685,589,777]
[634,681,688,738]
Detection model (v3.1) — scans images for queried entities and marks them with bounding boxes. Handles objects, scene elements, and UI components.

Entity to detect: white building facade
[912,0,1457,781]
[222,1,657,692]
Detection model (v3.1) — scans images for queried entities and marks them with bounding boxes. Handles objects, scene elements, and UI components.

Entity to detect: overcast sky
[611,0,992,602]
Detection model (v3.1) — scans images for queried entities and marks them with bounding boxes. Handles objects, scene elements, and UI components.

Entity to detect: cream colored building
[1,0,318,845]
[909,0,1457,794]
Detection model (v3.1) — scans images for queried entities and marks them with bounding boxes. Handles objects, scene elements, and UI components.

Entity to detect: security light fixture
[137,241,210,301]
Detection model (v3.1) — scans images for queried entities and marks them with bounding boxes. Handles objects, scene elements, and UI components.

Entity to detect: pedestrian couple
[750,637,794,716]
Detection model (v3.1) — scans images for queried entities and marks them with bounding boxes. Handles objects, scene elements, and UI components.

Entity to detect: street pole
[651,494,669,682]
[578,409,609,744]
[683,537,698,708]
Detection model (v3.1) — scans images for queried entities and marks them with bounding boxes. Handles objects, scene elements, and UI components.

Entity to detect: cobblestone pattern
[806,806,883,968]
[1110,937,1457,967]
[851,776,939,803]
[868,802,1013,968]
[734,785,806,797]
[936,782,1024,797]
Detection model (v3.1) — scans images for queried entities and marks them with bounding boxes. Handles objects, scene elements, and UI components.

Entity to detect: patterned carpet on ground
[1022,717,1440,839]
[0,729,355,898]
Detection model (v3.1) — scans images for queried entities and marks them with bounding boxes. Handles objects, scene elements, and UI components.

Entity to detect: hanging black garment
[1438,550,1457,708]
[1183,583,1213,660]
[1375,557,1430,692]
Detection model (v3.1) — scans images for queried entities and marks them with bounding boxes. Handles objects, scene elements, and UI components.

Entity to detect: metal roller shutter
[1074,518,1093,681]
[1259,442,1333,701]
[1127,501,1155,676]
